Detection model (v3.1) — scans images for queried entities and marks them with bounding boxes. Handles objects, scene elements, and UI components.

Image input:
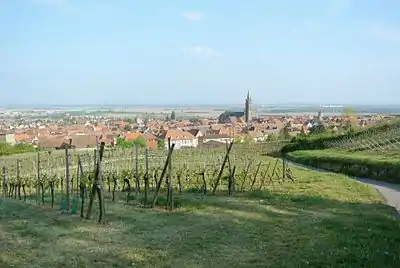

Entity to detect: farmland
[1,143,400,267]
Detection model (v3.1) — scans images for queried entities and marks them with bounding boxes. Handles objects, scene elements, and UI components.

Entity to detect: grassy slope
[287,149,400,165]
[1,168,400,268]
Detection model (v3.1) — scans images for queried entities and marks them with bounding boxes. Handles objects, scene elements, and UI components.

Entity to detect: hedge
[286,150,400,184]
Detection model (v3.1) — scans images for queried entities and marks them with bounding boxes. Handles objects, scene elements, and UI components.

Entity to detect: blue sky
[1,0,399,106]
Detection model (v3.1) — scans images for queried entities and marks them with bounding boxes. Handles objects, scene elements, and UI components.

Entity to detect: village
[0,92,390,151]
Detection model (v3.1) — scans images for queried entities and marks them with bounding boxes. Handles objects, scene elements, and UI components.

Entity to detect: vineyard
[1,140,400,267]
[283,121,400,184]
[322,122,400,153]
[1,140,292,220]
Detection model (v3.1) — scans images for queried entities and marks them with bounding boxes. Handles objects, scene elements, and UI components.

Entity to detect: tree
[299,127,307,137]
[309,123,327,135]
[134,136,147,148]
[157,139,165,149]
[343,107,358,132]
[116,137,135,148]
[123,124,132,132]
[170,110,176,121]
[279,125,291,140]
[189,116,200,124]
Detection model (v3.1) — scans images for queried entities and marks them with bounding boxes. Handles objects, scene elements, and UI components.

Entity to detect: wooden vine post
[228,166,236,196]
[212,142,234,194]
[85,141,106,223]
[98,142,106,221]
[250,161,262,191]
[16,159,21,200]
[144,148,149,206]
[77,155,86,218]
[2,166,6,198]
[166,138,173,210]
[282,157,286,179]
[151,141,175,208]
[64,147,71,211]
[36,152,41,205]
[47,151,56,208]
[135,143,139,198]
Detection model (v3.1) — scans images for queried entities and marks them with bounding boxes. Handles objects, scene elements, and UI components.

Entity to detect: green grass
[287,149,400,166]
[1,167,400,267]
[286,149,400,183]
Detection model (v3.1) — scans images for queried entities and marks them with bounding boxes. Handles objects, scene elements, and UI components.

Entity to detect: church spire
[244,89,252,124]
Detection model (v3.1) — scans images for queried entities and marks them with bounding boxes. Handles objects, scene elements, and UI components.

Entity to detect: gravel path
[286,160,400,215]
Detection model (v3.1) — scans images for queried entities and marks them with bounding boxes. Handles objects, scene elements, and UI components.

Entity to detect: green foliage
[116,136,147,148]
[233,136,242,143]
[287,149,400,183]
[0,142,37,156]
[279,126,291,140]
[243,135,254,145]
[123,124,132,131]
[266,134,279,141]
[170,110,176,121]
[157,139,165,149]
[281,120,400,154]
[308,123,327,135]
[135,136,147,148]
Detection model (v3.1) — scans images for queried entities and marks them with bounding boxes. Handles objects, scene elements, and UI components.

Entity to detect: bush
[287,150,400,183]
[0,142,38,156]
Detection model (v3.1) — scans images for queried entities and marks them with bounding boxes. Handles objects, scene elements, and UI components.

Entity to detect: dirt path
[287,160,400,215]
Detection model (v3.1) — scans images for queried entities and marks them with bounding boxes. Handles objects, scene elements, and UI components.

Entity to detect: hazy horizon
[2,102,400,110]
[1,1,399,106]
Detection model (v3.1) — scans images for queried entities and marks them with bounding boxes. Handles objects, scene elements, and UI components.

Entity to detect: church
[218,91,252,124]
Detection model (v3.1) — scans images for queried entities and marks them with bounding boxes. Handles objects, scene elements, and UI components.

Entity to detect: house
[38,136,67,149]
[160,129,198,149]
[247,131,266,142]
[142,133,158,149]
[0,133,16,145]
[187,129,203,138]
[124,132,142,142]
[70,134,99,148]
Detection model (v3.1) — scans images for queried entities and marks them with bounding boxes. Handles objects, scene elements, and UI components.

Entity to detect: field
[287,149,400,183]
[1,165,400,267]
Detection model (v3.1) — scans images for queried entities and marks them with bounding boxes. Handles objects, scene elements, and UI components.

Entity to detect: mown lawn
[0,168,399,268]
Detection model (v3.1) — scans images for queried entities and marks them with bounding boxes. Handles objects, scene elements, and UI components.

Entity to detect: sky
[0,0,399,106]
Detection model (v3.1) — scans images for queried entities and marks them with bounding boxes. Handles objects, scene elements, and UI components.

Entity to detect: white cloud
[183,46,220,58]
[370,25,400,41]
[181,11,203,21]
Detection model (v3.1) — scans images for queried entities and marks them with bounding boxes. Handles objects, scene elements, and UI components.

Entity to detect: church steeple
[244,90,252,123]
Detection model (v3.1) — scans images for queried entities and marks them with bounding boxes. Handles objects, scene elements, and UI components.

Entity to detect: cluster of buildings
[0,92,390,151]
